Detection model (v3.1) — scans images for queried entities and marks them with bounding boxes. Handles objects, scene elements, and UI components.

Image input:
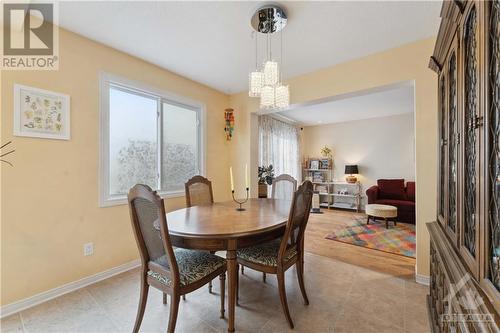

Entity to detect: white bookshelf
[313,181,362,212]
[303,158,361,212]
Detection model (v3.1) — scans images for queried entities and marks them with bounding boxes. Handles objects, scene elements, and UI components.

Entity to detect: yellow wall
[0,28,231,305]
[229,38,438,277]
[1,30,437,306]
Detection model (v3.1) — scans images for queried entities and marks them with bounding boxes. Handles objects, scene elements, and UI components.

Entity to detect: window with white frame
[100,73,204,206]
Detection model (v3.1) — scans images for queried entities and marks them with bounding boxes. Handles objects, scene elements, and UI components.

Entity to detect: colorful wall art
[13,84,70,140]
[224,108,234,141]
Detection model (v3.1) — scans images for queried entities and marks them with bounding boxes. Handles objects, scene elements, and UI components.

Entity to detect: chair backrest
[128,184,179,285]
[271,174,298,201]
[185,175,214,207]
[278,180,313,262]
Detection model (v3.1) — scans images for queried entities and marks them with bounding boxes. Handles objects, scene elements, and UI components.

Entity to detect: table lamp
[345,165,359,184]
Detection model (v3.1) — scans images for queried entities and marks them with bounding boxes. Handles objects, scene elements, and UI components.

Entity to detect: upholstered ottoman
[365,204,398,229]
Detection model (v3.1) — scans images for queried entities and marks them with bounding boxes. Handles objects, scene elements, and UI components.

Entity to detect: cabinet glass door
[439,74,447,225]
[488,0,500,291]
[461,4,481,276]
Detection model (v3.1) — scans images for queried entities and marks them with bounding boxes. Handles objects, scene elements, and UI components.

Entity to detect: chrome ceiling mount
[250,5,287,34]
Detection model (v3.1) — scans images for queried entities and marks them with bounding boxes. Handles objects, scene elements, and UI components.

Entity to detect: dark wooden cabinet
[429,1,499,332]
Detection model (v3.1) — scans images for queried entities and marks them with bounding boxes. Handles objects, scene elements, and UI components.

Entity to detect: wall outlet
[83,242,94,256]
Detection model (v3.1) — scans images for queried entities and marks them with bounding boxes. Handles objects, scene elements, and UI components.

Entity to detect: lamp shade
[344,165,359,175]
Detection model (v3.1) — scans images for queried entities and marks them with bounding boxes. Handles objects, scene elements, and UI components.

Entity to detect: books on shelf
[316,185,327,193]
[312,171,324,182]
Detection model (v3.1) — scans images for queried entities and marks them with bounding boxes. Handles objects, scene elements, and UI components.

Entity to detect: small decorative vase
[258,183,268,198]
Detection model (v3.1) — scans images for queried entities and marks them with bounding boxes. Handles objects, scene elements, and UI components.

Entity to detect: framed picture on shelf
[320,159,330,169]
[310,160,320,170]
[13,84,70,140]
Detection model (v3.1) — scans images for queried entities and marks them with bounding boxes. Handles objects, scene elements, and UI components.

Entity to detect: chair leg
[219,273,226,318]
[182,294,186,301]
[277,271,294,329]
[262,272,266,283]
[132,278,149,333]
[163,292,167,305]
[241,265,244,274]
[296,259,309,305]
[167,293,180,333]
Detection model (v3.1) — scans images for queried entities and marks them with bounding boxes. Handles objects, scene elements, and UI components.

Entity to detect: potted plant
[320,146,332,158]
[258,165,274,198]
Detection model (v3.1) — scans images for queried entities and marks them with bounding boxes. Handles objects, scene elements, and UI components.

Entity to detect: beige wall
[230,37,438,277]
[302,112,416,206]
[1,28,231,305]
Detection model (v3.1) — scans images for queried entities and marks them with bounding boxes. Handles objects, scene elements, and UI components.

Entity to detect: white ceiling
[273,82,415,126]
[57,1,441,94]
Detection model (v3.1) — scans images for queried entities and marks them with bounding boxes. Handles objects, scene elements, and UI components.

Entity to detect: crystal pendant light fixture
[263,60,279,85]
[249,71,263,97]
[260,85,275,108]
[248,5,289,110]
[275,84,289,109]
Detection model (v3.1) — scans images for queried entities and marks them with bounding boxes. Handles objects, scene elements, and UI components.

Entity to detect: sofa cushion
[375,199,415,210]
[406,182,415,201]
[377,179,406,200]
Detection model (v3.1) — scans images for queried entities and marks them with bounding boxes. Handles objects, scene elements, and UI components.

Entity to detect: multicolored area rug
[325,216,416,258]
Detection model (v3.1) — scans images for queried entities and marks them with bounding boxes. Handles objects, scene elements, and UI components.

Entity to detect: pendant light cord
[255,31,258,69]
[280,16,283,83]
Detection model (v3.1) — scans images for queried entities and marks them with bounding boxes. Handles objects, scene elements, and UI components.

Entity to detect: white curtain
[259,115,301,182]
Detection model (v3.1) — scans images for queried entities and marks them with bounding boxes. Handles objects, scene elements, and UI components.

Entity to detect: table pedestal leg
[226,246,237,332]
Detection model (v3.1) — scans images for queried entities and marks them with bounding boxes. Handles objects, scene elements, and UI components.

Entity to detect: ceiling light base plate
[251,5,287,34]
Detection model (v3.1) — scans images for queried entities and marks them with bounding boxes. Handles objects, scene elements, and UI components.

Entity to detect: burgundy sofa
[366,179,415,224]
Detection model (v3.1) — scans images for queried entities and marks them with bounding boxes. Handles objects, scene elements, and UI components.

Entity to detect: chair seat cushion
[148,249,225,287]
[237,239,297,267]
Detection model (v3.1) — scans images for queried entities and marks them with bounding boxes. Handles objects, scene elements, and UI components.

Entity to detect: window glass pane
[161,102,198,192]
[109,87,158,195]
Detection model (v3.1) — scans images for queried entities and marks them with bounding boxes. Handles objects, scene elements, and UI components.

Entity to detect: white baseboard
[0,259,140,319]
[415,273,430,286]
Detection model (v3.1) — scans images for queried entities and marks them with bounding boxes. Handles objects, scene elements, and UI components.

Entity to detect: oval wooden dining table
[166,198,291,332]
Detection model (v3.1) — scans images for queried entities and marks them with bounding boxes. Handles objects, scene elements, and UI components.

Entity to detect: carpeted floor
[325,216,416,258]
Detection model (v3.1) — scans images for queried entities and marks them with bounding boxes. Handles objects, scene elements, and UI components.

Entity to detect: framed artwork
[13,84,70,140]
[320,159,330,169]
[310,160,320,170]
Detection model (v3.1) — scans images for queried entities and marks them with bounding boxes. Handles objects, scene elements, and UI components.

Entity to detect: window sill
[99,190,185,208]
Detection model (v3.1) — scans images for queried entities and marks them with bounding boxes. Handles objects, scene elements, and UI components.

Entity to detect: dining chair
[185,175,216,293]
[236,180,313,329]
[244,173,298,281]
[271,174,298,201]
[185,175,214,207]
[128,184,226,333]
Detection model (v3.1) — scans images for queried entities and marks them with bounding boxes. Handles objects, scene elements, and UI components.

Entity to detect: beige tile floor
[1,252,430,333]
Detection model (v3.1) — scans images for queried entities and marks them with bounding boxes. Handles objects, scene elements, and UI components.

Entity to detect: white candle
[230,167,234,191]
[245,164,249,189]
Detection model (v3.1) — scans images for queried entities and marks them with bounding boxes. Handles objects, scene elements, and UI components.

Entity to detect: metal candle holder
[232,188,249,211]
